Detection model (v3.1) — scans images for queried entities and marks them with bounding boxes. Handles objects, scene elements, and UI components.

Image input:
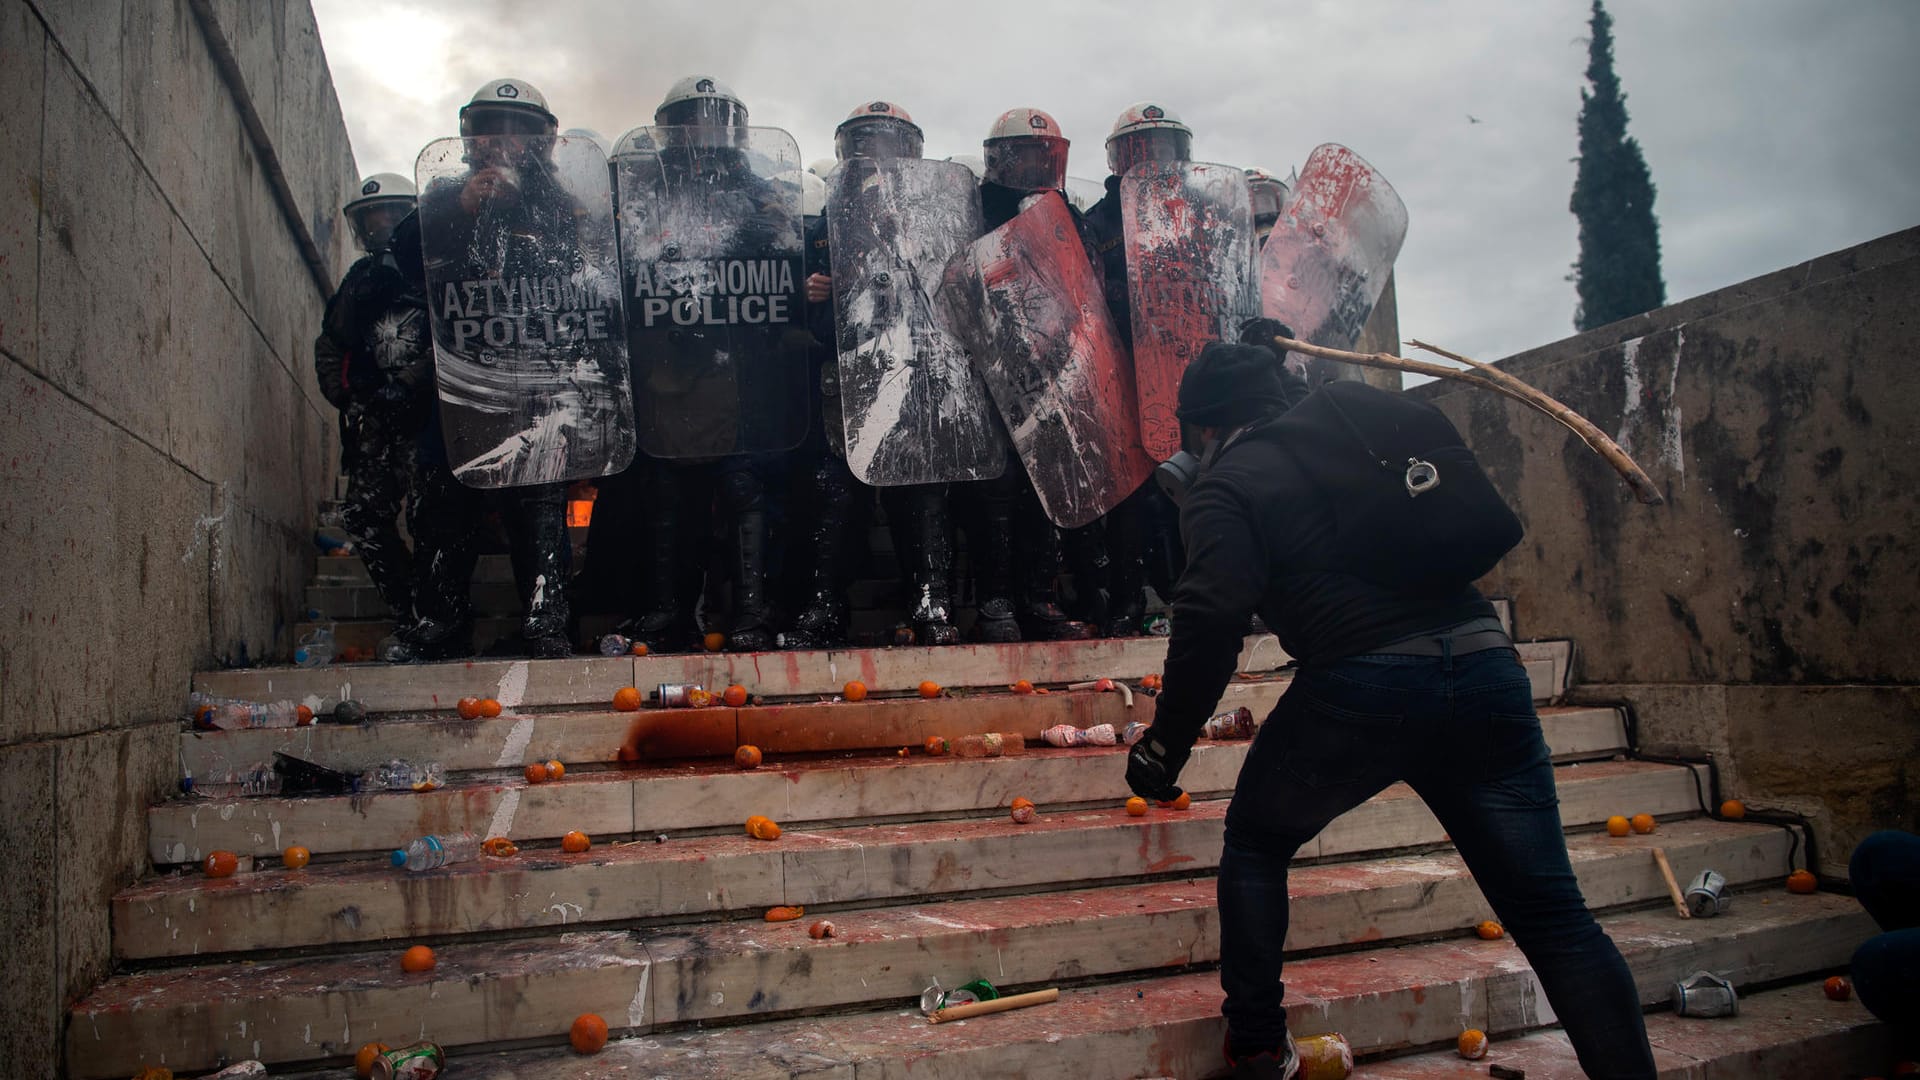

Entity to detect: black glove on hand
[1238,317,1295,349]
[1126,729,1192,802]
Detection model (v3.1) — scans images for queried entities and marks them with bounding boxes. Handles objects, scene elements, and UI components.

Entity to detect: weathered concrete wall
[1418,229,1920,874]
[0,1,356,1074]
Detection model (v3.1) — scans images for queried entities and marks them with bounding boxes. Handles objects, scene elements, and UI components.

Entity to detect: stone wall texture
[0,1,356,1074]
[1418,228,1920,876]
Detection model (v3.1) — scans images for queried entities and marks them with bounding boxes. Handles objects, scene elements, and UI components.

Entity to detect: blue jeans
[1217,646,1657,1079]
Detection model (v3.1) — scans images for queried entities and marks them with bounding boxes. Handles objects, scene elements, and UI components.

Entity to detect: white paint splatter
[627,964,651,1028]
[487,788,522,840]
[495,716,535,767]
[1616,335,1645,458]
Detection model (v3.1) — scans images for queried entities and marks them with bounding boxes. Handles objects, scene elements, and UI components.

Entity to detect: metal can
[370,1041,446,1080]
[1203,706,1255,740]
[1296,1031,1354,1080]
[653,683,704,708]
[1685,869,1730,917]
[1671,970,1739,1018]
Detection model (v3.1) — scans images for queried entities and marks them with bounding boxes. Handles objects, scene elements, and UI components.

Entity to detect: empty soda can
[1671,970,1739,1017]
[1685,869,1730,917]
[653,683,703,708]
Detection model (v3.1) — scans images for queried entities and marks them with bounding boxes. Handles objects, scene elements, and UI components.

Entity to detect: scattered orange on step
[1158,792,1192,811]
[809,920,836,939]
[282,845,311,870]
[1606,815,1632,837]
[295,704,314,726]
[524,763,548,784]
[1457,1029,1489,1060]
[1630,813,1657,834]
[561,831,591,853]
[545,759,565,781]
[629,642,649,656]
[924,736,950,756]
[1720,799,1746,820]
[703,632,726,652]
[735,744,763,769]
[354,1042,392,1078]
[1125,796,1148,816]
[456,696,483,720]
[1824,975,1851,1001]
[569,1012,609,1054]
[1010,797,1036,824]
[400,945,435,973]
[1475,920,1505,940]
[723,683,749,707]
[1011,679,1035,694]
[764,905,805,921]
[482,837,518,857]
[203,850,238,878]
[612,686,642,711]
[1787,869,1819,894]
[132,1068,172,1080]
[479,698,502,717]
[919,680,942,698]
[747,815,782,841]
[843,680,868,702]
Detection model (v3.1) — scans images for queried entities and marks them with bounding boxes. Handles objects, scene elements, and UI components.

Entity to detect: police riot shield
[414,134,635,487]
[1121,161,1259,461]
[826,157,1007,486]
[614,126,809,458]
[1258,144,1408,387]
[938,191,1155,529]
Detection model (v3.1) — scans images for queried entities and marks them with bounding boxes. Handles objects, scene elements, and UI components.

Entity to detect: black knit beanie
[1175,340,1291,428]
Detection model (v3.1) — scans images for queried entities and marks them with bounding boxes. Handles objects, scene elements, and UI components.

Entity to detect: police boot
[906,487,960,647]
[1102,500,1148,638]
[515,488,573,659]
[1017,515,1094,642]
[727,508,776,652]
[785,462,855,650]
[1226,1033,1300,1080]
[971,495,1022,643]
[379,615,474,664]
[1063,521,1112,627]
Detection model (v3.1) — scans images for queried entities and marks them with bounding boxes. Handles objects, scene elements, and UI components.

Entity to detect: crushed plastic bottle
[597,633,632,656]
[1203,706,1256,740]
[193,762,284,799]
[1041,723,1118,748]
[391,831,479,872]
[293,625,335,667]
[362,759,445,793]
[186,692,301,730]
[1121,721,1149,746]
[952,733,1029,758]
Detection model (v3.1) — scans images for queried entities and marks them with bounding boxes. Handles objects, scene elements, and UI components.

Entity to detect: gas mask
[1154,422,1256,506]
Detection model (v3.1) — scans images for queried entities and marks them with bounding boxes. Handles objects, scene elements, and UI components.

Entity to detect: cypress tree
[1570,0,1665,331]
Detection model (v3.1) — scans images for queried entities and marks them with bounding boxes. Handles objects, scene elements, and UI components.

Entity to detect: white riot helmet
[801,170,827,217]
[610,125,660,162]
[562,127,610,155]
[945,153,987,181]
[459,78,557,138]
[655,75,749,150]
[1244,166,1290,225]
[983,107,1070,193]
[807,157,838,178]
[343,172,416,252]
[1105,102,1192,177]
[835,100,924,162]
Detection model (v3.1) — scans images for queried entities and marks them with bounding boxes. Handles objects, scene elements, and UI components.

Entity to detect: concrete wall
[0,1,356,1074]
[1417,228,1920,875]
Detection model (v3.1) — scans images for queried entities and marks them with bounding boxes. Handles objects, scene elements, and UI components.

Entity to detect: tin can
[1203,706,1255,740]
[370,1041,445,1080]
[1685,869,1730,917]
[1671,970,1739,1017]
[653,683,704,708]
[206,1064,269,1080]
[1296,1031,1354,1080]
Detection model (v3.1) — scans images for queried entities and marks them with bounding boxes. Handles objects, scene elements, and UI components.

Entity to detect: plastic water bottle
[391,831,479,872]
[1041,723,1118,748]
[194,762,283,798]
[186,692,301,730]
[953,732,1029,758]
[363,760,445,793]
[294,625,335,667]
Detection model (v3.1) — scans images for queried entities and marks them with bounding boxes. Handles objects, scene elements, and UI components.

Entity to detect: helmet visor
[656,97,748,136]
[1107,129,1191,178]
[1248,179,1287,222]
[984,137,1069,192]
[347,197,413,252]
[461,104,555,138]
[835,117,923,162]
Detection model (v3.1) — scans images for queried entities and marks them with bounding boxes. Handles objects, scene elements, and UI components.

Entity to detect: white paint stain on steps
[495,661,531,708]
[494,716,535,767]
[628,963,652,1029]
[487,788,522,840]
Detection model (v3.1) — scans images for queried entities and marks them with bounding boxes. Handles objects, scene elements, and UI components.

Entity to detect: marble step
[139,894,1871,1080]
[115,758,1703,960]
[153,705,1629,865]
[70,818,1802,1078]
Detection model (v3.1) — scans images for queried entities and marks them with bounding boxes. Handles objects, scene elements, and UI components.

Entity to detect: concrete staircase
[67,621,1891,1079]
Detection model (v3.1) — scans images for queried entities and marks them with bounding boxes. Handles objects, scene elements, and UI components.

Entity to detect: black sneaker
[1227,1033,1299,1080]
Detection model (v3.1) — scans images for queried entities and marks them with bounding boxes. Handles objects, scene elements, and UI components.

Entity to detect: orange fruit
[545,760,565,781]
[734,745,763,769]
[918,680,942,698]
[456,696,483,720]
[569,1012,609,1054]
[203,850,239,878]
[843,680,868,702]
[132,1069,172,1080]
[1823,975,1851,1001]
[629,642,649,656]
[524,763,548,784]
[1475,920,1505,940]
[612,686,642,711]
[479,698,502,718]
[924,736,950,756]
[1457,1029,1489,1060]
[561,831,591,853]
[282,845,311,870]
[1010,797,1037,824]
[897,747,910,757]
[1125,796,1148,816]
[1605,815,1631,837]
[1630,813,1657,834]
[295,704,314,726]
[1011,679,1035,694]
[764,905,805,922]
[703,632,726,652]
[482,836,519,857]
[723,684,749,707]
[808,919,835,938]
[747,816,782,841]
[1158,792,1192,811]
[354,1041,392,1078]
[400,945,435,973]
[688,687,716,708]
[1720,799,1746,820]
[1787,869,1818,894]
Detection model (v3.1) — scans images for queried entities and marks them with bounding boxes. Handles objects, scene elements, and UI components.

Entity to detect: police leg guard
[721,466,775,653]
[1102,493,1148,638]
[340,409,415,622]
[1016,495,1094,642]
[902,485,960,646]
[1063,519,1112,627]
[383,456,479,663]
[786,458,855,650]
[967,479,1022,643]
[619,461,700,654]
[509,483,573,659]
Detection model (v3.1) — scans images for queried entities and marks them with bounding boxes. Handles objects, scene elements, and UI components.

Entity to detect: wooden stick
[929,987,1061,1024]
[1269,335,1666,507]
[1651,846,1692,919]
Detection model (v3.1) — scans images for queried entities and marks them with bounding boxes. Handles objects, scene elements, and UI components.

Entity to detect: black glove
[1126,729,1192,802]
[1237,317,1295,350]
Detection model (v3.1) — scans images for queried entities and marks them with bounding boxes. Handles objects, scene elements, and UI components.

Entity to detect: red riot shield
[940,192,1155,528]
[1122,161,1259,460]
[1258,144,1408,387]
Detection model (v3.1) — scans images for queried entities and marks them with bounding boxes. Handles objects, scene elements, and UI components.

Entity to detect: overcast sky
[312,0,1920,366]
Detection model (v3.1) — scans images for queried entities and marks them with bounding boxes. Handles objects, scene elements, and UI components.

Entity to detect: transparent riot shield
[938,191,1155,528]
[1122,161,1259,460]
[414,134,635,487]
[826,157,1007,486]
[1258,144,1408,387]
[614,126,809,458]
